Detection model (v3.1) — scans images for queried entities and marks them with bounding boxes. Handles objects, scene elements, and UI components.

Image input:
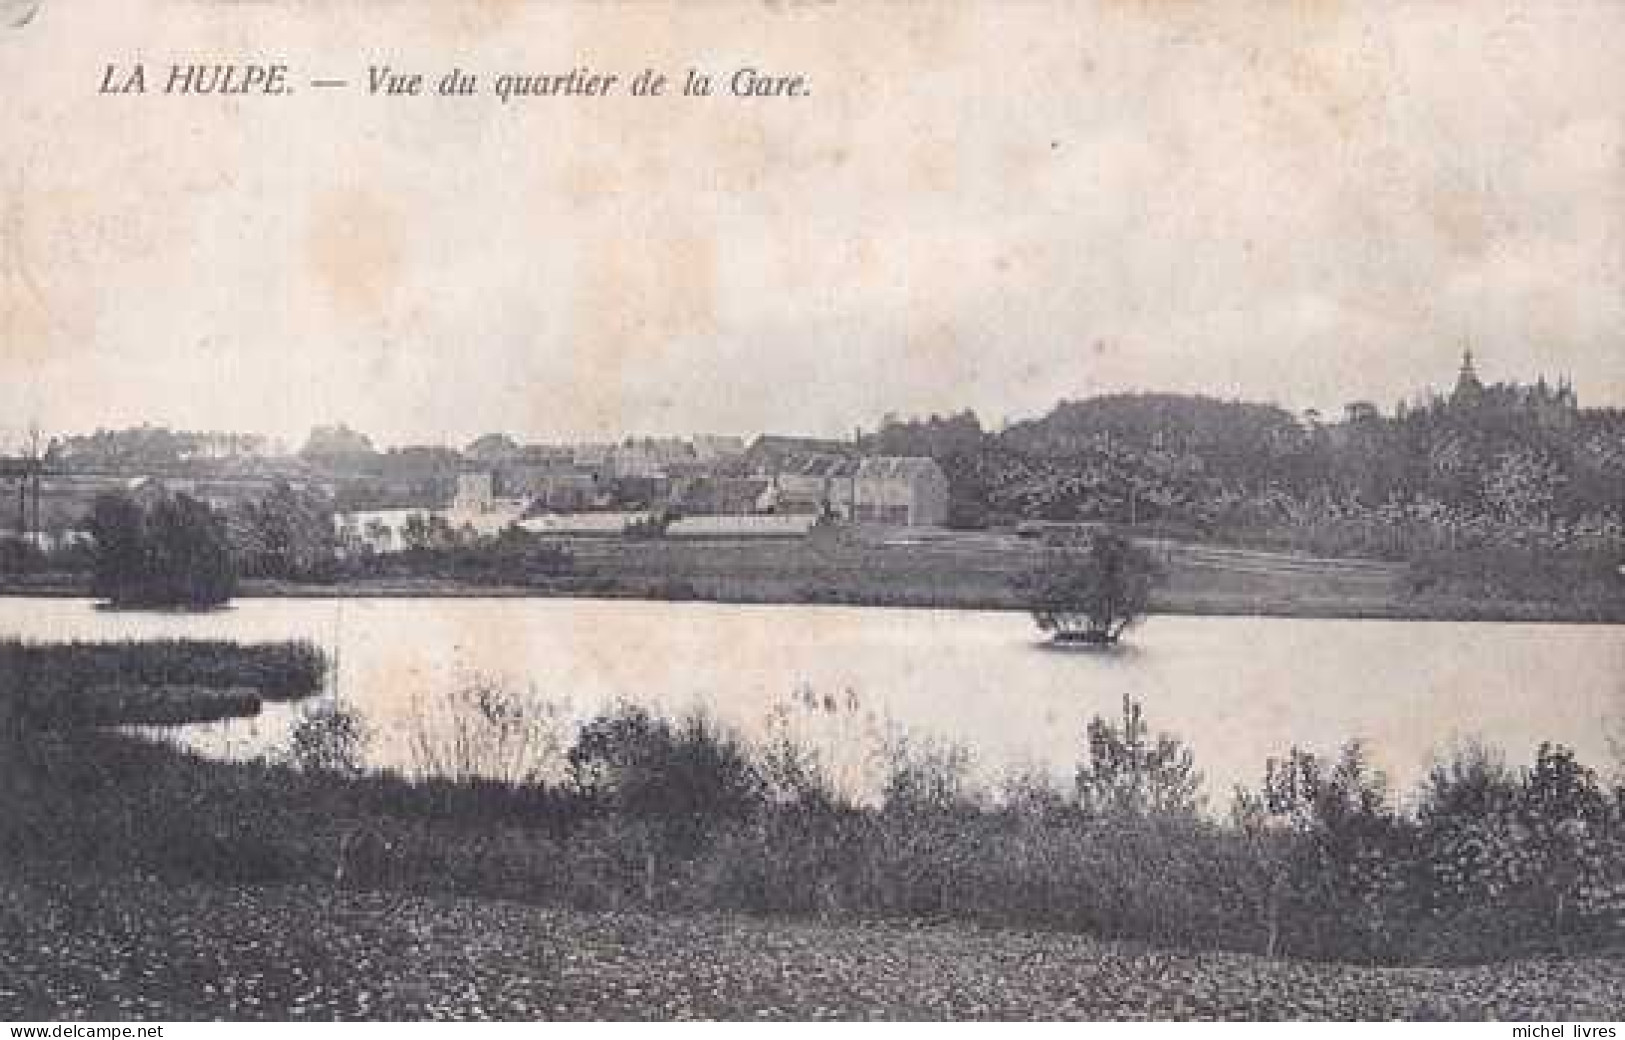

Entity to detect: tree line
[869,380,1624,557]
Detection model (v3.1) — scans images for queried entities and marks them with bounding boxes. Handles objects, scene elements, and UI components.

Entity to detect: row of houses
[459,444,949,525]
[454,433,947,523]
[337,444,949,554]
[4,434,951,555]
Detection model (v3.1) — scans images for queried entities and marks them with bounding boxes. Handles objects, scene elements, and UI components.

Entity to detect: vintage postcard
[2,0,1622,1025]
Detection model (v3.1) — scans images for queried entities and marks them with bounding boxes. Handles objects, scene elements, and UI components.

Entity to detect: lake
[4,596,1621,804]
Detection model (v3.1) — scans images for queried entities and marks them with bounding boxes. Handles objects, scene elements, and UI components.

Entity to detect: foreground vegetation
[4,677,1621,969]
[5,873,1621,1021]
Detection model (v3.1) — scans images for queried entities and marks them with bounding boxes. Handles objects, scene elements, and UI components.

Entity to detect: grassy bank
[0,639,326,729]
[6,534,1620,622]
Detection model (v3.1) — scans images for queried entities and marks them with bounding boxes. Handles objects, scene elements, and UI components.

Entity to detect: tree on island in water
[1018,529,1160,645]
[87,491,237,609]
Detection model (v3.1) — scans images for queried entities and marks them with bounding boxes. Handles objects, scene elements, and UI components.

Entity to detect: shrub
[407,676,569,788]
[1416,740,1526,907]
[1234,741,1410,961]
[285,701,371,776]
[996,764,1073,817]
[1075,695,1203,819]
[1017,531,1161,643]
[1230,737,1625,962]
[1408,740,1625,957]
[10,676,1622,968]
[757,727,844,811]
[568,705,763,833]
[567,705,764,902]
[879,731,980,816]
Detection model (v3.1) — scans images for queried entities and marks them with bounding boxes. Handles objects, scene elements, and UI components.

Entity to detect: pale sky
[1,0,1621,449]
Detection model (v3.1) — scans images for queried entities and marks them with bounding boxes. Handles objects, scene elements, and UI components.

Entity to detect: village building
[1451,349,1487,408]
[759,452,855,516]
[691,435,747,464]
[747,443,949,528]
[607,443,667,480]
[851,456,950,527]
[666,475,770,516]
[1449,349,1578,422]
[448,471,530,536]
[528,471,603,512]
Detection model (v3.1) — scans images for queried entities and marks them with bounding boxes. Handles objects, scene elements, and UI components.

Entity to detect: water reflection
[7,596,1621,801]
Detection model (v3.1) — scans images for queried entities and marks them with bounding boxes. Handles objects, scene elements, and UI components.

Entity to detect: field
[6,526,1619,621]
[4,871,1622,1021]
[240,530,1618,622]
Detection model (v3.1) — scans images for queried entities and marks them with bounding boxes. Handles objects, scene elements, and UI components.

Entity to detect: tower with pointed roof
[1451,348,1485,407]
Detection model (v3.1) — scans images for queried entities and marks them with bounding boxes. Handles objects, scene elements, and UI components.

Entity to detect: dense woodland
[869,375,1624,559]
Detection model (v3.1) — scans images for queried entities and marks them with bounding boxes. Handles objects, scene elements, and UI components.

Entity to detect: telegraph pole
[27,423,41,550]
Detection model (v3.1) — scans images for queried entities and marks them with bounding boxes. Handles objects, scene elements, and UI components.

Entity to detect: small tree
[1236,741,1406,961]
[1074,695,1202,818]
[1019,530,1159,644]
[235,482,336,580]
[1518,743,1619,942]
[880,733,980,816]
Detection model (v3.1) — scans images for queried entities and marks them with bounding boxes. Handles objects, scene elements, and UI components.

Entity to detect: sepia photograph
[1,0,1622,1025]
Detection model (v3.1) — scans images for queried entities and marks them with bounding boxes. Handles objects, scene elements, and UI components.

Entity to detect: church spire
[1452,347,1484,405]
